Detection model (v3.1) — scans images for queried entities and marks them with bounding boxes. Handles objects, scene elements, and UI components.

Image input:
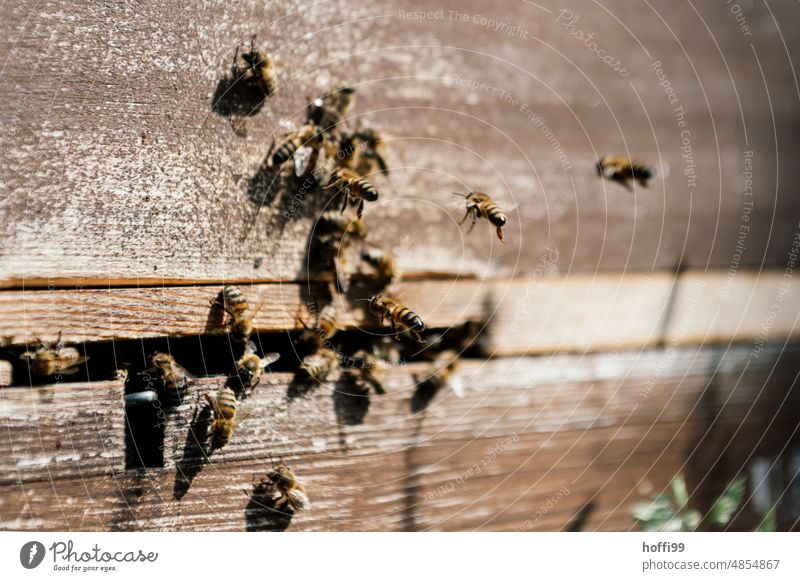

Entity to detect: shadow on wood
[172,403,213,501]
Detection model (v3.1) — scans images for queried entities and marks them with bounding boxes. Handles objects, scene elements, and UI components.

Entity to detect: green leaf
[756,508,777,532]
[671,475,690,508]
[709,476,746,526]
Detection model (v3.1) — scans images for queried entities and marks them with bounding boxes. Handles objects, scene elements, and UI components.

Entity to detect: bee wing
[124,389,159,407]
[229,116,248,137]
[450,375,466,399]
[259,352,281,368]
[294,142,324,178]
[287,488,309,511]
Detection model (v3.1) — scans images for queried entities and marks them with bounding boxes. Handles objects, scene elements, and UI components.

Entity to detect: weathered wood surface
[1,0,798,287]
[2,344,797,530]
[0,271,797,355]
[0,379,125,485]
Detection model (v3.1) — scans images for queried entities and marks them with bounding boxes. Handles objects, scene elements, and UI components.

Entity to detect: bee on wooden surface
[236,35,276,98]
[314,211,368,293]
[265,464,309,512]
[412,350,463,411]
[350,349,386,395]
[235,340,280,394]
[213,285,255,342]
[147,352,192,407]
[596,156,655,189]
[20,333,87,377]
[299,348,339,382]
[308,86,356,136]
[296,302,339,355]
[338,128,389,177]
[454,191,508,243]
[270,124,325,176]
[203,385,240,450]
[369,294,426,343]
[361,246,399,287]
[324,167,379,217]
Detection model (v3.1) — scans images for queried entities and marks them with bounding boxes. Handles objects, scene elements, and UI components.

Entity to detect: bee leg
[410,329,425,344]
[340,188,349,213]
[356,199,364,218]
[466,213,478,234]
[459,209,470,226]
[496,227,506,243]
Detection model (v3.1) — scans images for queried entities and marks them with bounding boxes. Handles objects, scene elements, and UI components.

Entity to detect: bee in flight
[596,156,655,189]
[324,167,379,217]
[203,385,240,450]
[235,340,280,395]
[454,191,508,243]
[369,294,426,343]
[213,285,255,343]
[20,332,87,377]
[147,351,192,407]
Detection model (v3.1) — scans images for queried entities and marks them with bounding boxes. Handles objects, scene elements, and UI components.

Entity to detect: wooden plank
[0,379,125,485]
[0,361,11,387]
[1,0,798,287]
[0,272,797,355]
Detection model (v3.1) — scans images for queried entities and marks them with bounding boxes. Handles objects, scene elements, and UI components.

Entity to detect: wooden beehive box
[1,0,799,531]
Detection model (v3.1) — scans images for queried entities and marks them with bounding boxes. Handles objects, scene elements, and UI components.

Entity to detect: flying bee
[361,246,399,287]
[20,333,87,377]
[596,156,655,189]
[235,340,280,395]
[270,124,325,176]
[369,294,426,343]
[454,191,508,243]
[338,128,389,177]
[323,167,379,217]
[203,385,240,450]
[299,348,339,382]
[213,285,256,342]
[147,352,192,407]
[236,35,276,98]
[265,464,309,512]
[350,349,386,395]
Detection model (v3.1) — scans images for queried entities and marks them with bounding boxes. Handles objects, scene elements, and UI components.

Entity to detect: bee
[296,302,338,354]
[20,333,87,377]
[596,156,655,189]
[270,124,325,176]
[361,246,399,287]
[369,294,426,343]
[350,349,386,395]
[265,464,309,512]
[338,128,389,177]
[314,212,368,293]
[412,350,463,408]
[299,348,339,382]
[235,340,280,394]
[323,167,379,217]
[147,352,192,407]
[307,86,356,136]
[454,191,508,243]
[235,35,276,98]
[203,385,239,450]
[213,285,255,342]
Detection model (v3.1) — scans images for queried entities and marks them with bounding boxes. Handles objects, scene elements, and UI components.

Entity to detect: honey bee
[270,124,325,176]
[296,302,338,354]
[338,128,389,177]
[314,211,368,293]
[324,167,379,217]
[235,35,276,98]
[454,191,508,243]
[596,156,655,189]
[350,349,386,395]
[20,333,87,377]
[203,385,239,450]
[147,351,192,407]
[213,285,255,342]
[413,350,462,406]
[369,294,426,343]
[299,348,339,382]
[265,464,309,512]
[361,246,399,287]
[307,86,356,136]
[235,340,280,394]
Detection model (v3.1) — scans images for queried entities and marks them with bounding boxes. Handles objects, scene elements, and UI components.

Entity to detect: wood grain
[0,272,797,356]
[1,0,798,287]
